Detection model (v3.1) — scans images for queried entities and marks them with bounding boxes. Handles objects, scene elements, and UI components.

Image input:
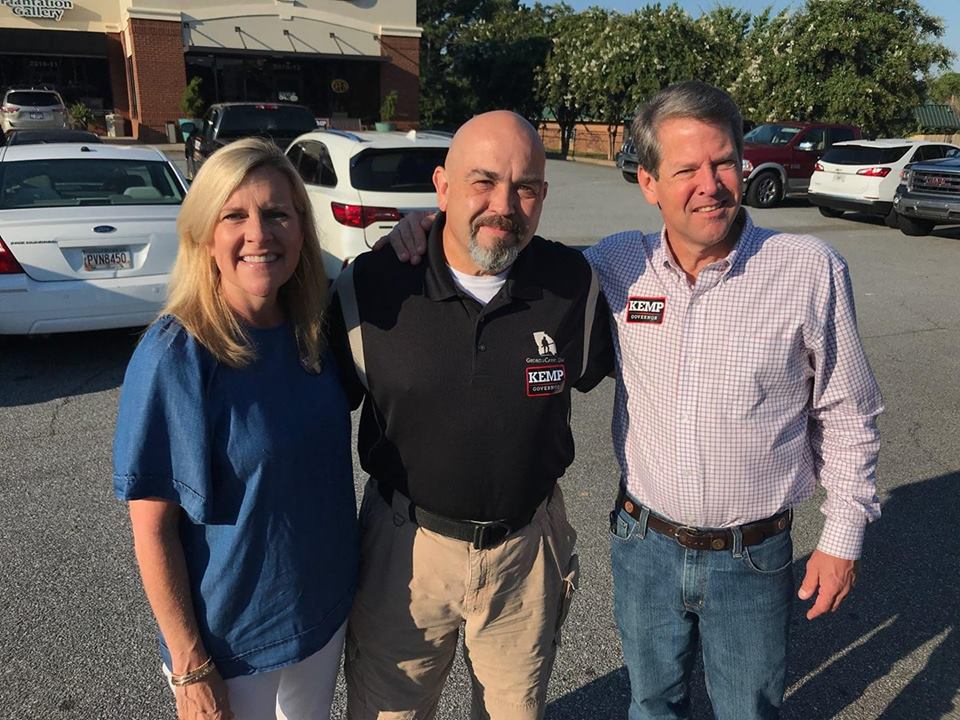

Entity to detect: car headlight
[742,158,754,174]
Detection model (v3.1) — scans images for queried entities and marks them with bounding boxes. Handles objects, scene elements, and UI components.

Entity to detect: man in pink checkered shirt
[382,81,882,720]
[588,81,882,720]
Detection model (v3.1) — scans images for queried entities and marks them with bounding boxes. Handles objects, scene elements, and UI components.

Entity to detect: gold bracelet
[170,657,216,687]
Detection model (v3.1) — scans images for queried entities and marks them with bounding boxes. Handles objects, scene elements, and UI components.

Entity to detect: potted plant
[178,76,205,141]
[376,90,398,132]
[68,102,95,131]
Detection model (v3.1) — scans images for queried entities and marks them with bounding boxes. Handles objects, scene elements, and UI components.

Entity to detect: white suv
[1,88,68,134]
[285,129,451,279]
[808,139,959,226]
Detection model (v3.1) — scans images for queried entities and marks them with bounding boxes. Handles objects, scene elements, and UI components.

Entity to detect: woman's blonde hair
[163,137,328,370]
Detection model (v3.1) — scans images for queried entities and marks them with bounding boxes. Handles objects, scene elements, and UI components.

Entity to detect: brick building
[0,0,421,142]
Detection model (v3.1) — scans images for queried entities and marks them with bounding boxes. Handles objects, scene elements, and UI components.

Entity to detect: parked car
[185,102,318,179]
[741,121,861,208]
[0,88,68,134]
[2,128,100,146]
[808,139,959,226]
[615,137,639,183]
[0,143,187,334]
[285,129,451,279]
[892,154,960,236]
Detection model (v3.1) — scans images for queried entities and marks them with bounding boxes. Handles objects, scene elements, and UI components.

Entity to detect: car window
[216,106,317,140]
[828,127,856,145]
[797,128,825,151]
[350,148,448,192]
[821,145,911,165]
[292,142,337,187]
[0,159,185,209]
[915,145,951,162]
[743,124,800,145]
[5,91,62,107]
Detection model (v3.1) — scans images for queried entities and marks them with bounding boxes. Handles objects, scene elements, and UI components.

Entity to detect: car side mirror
[797,141,815,151]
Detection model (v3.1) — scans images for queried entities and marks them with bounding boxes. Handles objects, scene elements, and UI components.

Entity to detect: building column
[127,18,186,142]
[379,35,419,129]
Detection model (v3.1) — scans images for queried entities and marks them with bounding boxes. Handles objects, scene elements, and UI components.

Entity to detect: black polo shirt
[330,214,613,522]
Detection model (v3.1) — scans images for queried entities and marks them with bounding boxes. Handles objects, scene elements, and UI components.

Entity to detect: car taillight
[856,166,891,177]
[331,202,402,228]
[1,105,16,114]
[53,106,65,114]
[814,162,823,172]
[0,236,25,274]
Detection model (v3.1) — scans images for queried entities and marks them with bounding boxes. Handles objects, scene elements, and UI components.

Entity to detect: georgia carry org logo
[626,296,666,324]
[525,331,565,396]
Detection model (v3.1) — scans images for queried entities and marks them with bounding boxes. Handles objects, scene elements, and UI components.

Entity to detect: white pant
[164,621,346,720]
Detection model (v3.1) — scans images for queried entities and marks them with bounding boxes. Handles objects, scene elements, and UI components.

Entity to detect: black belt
[615,489,791,551]
[377,482,537,550]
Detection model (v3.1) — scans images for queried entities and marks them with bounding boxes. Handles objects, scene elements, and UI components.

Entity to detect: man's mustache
[472,215,524,238]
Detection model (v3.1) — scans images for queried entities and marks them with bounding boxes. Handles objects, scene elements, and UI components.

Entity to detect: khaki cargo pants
[345,479,580,720]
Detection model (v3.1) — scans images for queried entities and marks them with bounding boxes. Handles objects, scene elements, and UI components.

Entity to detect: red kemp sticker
[626,296,666,324]
[526,363,566,397]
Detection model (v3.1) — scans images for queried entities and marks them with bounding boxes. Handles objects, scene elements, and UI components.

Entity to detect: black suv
[185,102,317,179]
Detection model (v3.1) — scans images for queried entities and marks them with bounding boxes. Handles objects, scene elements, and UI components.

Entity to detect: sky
[523,0,960,72]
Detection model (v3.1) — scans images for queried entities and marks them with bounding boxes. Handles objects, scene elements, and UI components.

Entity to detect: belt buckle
[472,520,511,550]
[673,525,701,548]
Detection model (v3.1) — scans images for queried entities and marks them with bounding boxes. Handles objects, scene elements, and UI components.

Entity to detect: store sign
[331,79,349,94]
[1,0,73,21]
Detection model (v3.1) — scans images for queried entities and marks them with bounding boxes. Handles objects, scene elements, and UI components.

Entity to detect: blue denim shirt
[113,316,358,678]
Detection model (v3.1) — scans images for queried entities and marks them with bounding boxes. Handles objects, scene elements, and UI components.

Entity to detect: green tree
[417,0,518,128]
[929,71,960,111]
[737,0,952,136]
[535,4,586,157]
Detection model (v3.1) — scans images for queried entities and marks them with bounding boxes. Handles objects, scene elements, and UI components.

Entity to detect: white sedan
[285,129,451,279]
[808,139,959,226]
[0,143,186,334]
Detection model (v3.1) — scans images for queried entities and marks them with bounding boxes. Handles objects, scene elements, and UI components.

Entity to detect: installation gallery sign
[1,0,74,21]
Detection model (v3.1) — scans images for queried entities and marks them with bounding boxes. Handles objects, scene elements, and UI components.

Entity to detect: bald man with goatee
[328,111,613,719]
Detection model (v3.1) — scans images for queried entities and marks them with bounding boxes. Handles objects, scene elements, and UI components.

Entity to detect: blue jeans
[609,505,793,720]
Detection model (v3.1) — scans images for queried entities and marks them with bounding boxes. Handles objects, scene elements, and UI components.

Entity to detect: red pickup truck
[741,122,861,208]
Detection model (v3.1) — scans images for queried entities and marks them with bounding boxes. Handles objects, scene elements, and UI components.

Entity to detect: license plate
[30,112,43,119]
[83,247,132,271]
[832,173,845,183]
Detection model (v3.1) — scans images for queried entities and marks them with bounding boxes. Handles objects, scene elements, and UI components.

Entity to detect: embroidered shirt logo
[626,297,666,324]
[533,331,557,356]
[526,363,565,397]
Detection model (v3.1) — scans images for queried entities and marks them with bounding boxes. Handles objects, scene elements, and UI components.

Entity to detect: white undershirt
[447,265,509,305]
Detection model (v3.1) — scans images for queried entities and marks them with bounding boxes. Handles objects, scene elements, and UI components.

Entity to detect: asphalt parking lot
[1,155,958,720]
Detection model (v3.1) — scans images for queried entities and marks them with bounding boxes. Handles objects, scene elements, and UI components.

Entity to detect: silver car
[0,88,68,134]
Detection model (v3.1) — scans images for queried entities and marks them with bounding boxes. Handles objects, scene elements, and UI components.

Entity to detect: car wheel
[622,170,638,184]
[883,208,900,228]
[746,171,782,208]
[898,215,935,237]
[818,206,844,219]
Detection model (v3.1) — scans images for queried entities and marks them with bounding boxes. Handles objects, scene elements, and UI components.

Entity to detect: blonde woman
[113,138,357,720]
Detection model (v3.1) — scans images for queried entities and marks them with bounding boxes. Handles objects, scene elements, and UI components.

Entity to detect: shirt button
[478,343,487,352]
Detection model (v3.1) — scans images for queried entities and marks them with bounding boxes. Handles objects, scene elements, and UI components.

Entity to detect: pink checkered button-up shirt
[584,212,883,559]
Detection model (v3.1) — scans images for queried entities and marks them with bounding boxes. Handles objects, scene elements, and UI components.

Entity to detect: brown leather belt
[615,490,791,551]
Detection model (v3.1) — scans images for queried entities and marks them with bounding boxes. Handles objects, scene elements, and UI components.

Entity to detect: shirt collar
[423,213,543,302]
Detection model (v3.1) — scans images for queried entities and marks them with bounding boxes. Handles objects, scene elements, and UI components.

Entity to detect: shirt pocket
[721,332,804,420]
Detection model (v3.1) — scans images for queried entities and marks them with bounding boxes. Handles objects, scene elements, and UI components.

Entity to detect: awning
[914,103,960,132]
[186,46,386,63]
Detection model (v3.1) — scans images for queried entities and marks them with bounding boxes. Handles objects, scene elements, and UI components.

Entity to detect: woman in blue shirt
[113,138,357,720]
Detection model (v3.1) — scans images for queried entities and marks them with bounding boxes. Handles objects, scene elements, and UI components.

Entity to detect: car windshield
[216,106,317,140]
[6,92,61,107]
[350,148,449,192]
[744,124,801,145]
[0,158,185,209]
[821,145,911,165]
[6,130,101,146]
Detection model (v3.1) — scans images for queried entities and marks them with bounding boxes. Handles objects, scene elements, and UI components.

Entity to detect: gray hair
[631,81,744,179]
